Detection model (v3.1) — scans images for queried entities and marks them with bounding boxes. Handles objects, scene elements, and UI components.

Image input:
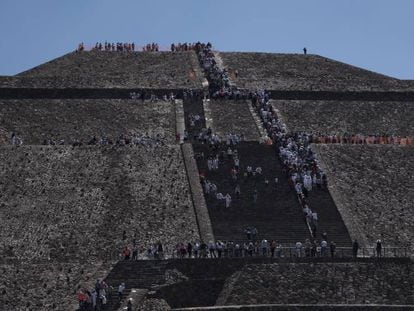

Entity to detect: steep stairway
[306,189,352,247]
[194,142,311,244]
[183,97,206,137]
[103,260,168,310]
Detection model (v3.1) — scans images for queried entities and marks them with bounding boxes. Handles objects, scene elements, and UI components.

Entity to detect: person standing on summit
[303,47,307,55]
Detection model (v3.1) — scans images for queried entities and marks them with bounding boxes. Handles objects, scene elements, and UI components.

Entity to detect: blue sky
[0,0,413,79]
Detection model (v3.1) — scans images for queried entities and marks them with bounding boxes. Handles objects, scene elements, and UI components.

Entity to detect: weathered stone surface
[139,298,171,311]
[0,99,176,144]
[0,145,199,261]
[181,143,214,243]
[8,51,204,89]
[313,145,414,254]
[220,262,414,305]
[271,100,414,136]
[220,52,413,91]
[209,100,261,140]
[0,260,112,311]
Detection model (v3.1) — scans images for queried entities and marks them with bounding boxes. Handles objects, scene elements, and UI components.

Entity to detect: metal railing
[104,246,409,262]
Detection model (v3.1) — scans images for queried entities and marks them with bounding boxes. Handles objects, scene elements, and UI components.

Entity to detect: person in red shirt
[123,246,131,260]
[77,290,87,310]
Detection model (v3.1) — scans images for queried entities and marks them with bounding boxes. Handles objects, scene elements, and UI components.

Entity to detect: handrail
[104,246,409,262]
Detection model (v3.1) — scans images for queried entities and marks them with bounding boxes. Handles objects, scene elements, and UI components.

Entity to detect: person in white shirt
[303,174,312,191]
[225,194,232,208]
[118,283,125,301]
[213,157,219,170]
[312,212,318,225]
[295,182,303,195]
[234,158,240,170]
[295,241,303,257]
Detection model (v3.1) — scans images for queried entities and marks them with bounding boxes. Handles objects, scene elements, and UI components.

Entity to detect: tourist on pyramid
[352,240,359,258]
[376,239,382,258]
[118,283,125,301]
[261,239,269,256]
[295,241,303,257]
[330,241,336,258]
[303,174,313,192]
[235,184,241,197]
[122,246,131,260]
[245,227,252,240]
[187,242,193,258]
[251,227,258,240]
[252,189,258,204]
[225,193,232,208]
[321,240,328,257]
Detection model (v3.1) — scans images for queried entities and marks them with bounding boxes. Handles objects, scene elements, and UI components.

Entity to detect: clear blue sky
[0,0,413,79]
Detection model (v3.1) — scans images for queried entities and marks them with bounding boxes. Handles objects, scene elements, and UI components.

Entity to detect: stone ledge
[181,143,215,243]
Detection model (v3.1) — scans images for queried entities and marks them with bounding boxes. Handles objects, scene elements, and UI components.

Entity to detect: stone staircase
[306,188,352,247]
[183,97,206,136]
[193,142,311,244]
[102,260,168,310]
[182,97,351,247]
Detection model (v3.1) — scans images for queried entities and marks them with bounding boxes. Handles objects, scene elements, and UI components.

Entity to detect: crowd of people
[117,238,371,260]
[250,91,328,237]
[196,43,233,96]
[312,134,414,145]
[77,279,110,310]
[142,42,159,52]
[77,279,131,311]
[129,91,176,102]
[171,42,202,52]
[95,42,136,52]
[76,42,159,52]
[200,149,269,209]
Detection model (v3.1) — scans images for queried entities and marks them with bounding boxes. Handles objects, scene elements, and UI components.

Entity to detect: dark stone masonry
[220,52,414,92]
[208,100,261,141]
[219,261,414,306]
[313,144,414,254]
[272,100,414,136]
[14,50,204,89]
[0,99,177,144]
[0,47,413,310]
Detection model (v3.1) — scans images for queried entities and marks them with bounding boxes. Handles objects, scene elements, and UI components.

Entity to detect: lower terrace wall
[218,261,414,306]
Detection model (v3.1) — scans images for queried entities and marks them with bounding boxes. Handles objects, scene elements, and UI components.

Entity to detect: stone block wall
[15,51,204,89]
[220,52,413,92]
[0,261,112,311]
[0,145,199,261]
[313,145,414,254]
[219,262,414,305]
[209,100,261,140]
[271,100,414,136]
[0,99,176,144]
